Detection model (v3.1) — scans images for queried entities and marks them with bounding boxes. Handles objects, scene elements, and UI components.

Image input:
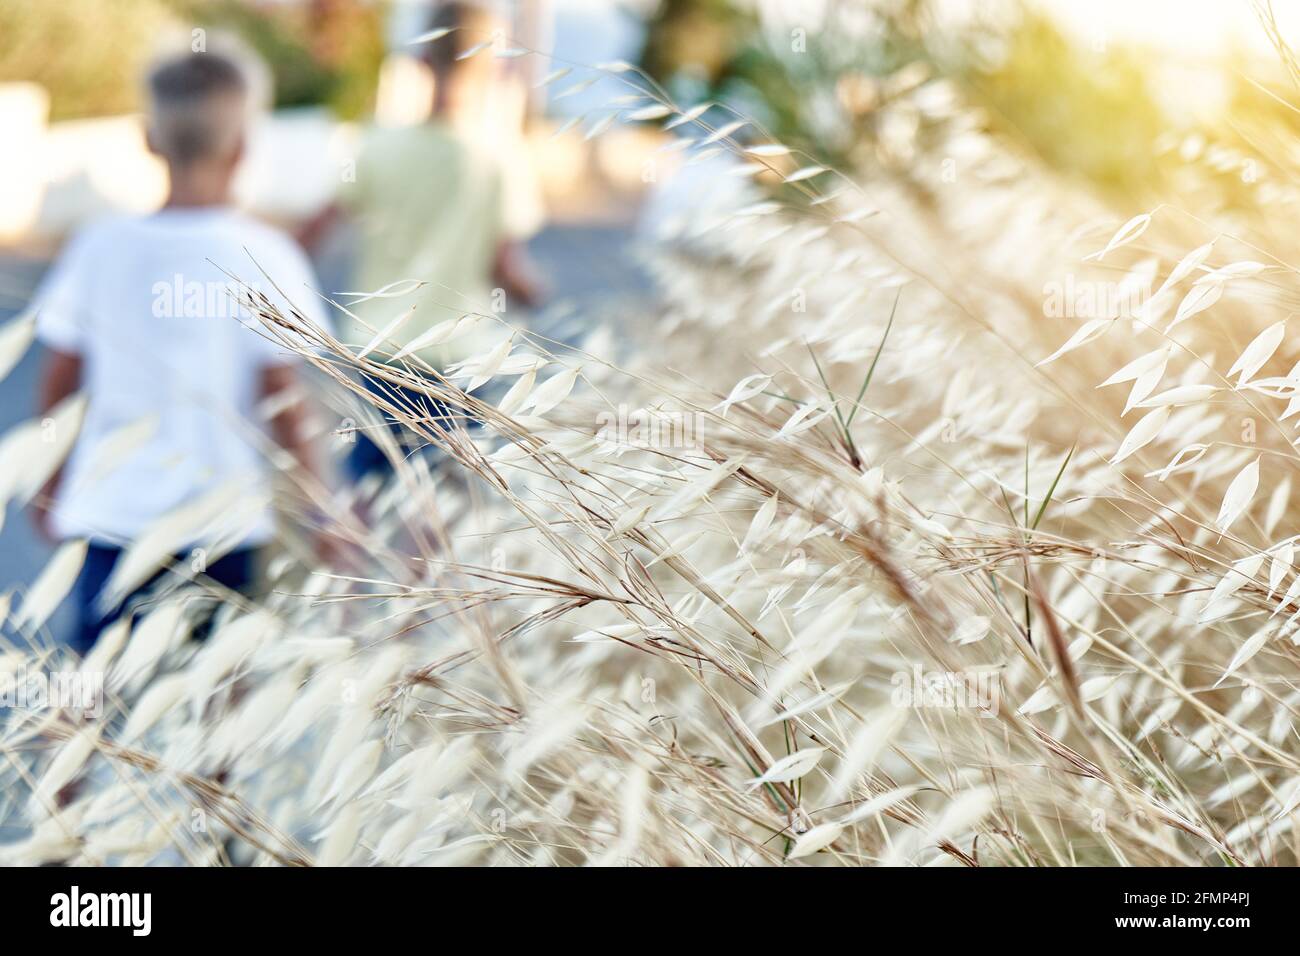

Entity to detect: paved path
[0,256,58,630]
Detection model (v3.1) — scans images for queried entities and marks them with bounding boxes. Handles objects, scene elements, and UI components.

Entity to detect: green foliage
[0,0,385,122]
[639,0,748,89]
[967,10,1165,196]
[0,0,175,120]
[638,0,959,171]
[637,0,1168,197]
[171,0,385,119]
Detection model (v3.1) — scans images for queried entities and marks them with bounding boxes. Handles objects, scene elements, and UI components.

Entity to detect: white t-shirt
[34,207,330,547]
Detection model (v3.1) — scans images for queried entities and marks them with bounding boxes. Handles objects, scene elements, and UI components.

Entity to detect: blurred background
[3,0,1300,603]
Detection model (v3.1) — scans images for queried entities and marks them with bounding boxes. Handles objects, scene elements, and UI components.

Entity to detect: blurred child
[32,49,332,654]
[305,1,543,482]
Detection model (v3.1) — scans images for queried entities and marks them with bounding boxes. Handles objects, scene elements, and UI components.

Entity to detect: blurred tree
[969,9,1165,196]
[637,0,938,167]
[636,0,1169,199]
[0,0,385,122]
[171,0,386,119]
[0,0,175,120]
[639,0,745,90]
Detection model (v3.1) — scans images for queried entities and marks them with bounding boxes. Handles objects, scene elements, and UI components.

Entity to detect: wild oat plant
[4,58,1300,867]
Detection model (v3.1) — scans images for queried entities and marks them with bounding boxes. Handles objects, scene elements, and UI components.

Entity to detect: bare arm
[294,202,344,256]
[492,240,546,311]
[40,348,82,413]
[34,348,83,538]
[260,363,353,568]
[259,363,320,482]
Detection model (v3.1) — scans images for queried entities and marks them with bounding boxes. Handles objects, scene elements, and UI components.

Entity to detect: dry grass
[7,39,1300,867]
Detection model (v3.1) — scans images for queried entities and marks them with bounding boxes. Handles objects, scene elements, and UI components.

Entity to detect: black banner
[1,866,1268,941]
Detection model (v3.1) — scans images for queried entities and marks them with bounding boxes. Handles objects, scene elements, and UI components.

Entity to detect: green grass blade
[846,289,900,428]
[1030,444,1076,531]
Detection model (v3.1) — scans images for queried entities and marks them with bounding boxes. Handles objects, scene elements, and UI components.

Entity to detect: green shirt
[341,121,506,368]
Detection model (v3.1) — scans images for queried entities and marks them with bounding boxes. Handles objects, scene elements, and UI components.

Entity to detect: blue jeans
[70,544,259,656]
[345,374,477,483]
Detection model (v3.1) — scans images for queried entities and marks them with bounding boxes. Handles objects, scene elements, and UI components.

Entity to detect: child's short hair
[423,2,499,81]
[146,51,249,166]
